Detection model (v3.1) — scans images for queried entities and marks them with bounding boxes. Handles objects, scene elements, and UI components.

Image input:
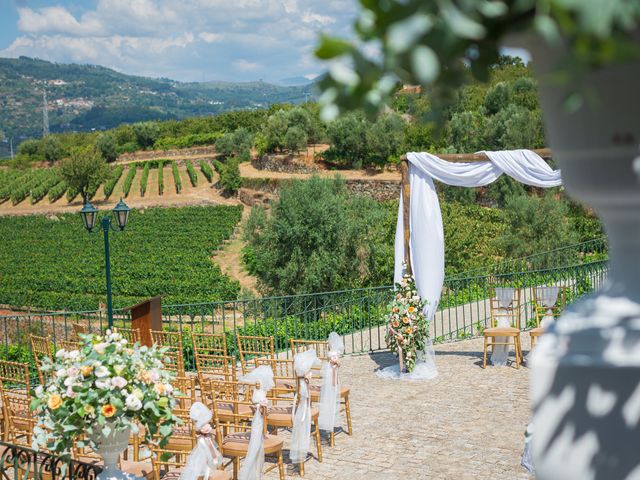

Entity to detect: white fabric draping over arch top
[394,149,562,319]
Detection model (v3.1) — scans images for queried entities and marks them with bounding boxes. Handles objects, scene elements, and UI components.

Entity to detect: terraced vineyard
[0,205,243,311]
[0,159,216,207]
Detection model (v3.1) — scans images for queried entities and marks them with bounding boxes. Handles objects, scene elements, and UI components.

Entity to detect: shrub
[103,165,124,199]
[157,160,164,195]
[60,147,108,202]
[171,161,182,193]
[96,133,118,162]
[133,122,160,150]
[218,158,241,194]
[122,164,137,197]
[140,162,150,196]
[185,160,198,187]
[43,136,64,163]
[199,160,214,182]
[116,142,138,154]
[48,180,68,203]
[284,126,307,154]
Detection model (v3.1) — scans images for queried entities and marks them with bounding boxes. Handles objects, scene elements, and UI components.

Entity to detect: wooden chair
[163,376,198,457]
[0,361,32,445]
[30,334,52,385]
[71,322,87,339]
[114,326,141,344]
[254,358,323,475]
[236,335,275,375]
[150,442,232,480]
[530,286,567,350]
[150,329,186,376]
[482,287,524,369]
[192,333,234,383]
[290,339,353,444]
[211,387,285,480]
[59,339,82,351]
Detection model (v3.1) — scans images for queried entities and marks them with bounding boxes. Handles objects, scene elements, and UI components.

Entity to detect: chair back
[30,334,52,385]
[195,353,236,385]
[150,329,185,376]
[0,361,32,445]
[71,322,87,339]
[172,375,197,413]
[150,444,193,479]
[192,332,228,356]
[114,327,141,344]
[211,385,260,446]
[489,286,522,329]
[532,286,567,328]
[236,335,274,374]
[290,339,329,374]
[59,339,81,351]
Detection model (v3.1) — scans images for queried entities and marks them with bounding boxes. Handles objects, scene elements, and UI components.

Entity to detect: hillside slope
[0,56,315,151]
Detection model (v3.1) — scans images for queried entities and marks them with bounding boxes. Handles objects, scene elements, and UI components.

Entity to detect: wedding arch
[385,148,562,379]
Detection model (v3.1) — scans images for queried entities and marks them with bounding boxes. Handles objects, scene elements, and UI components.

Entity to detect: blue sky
[0,0,358,83]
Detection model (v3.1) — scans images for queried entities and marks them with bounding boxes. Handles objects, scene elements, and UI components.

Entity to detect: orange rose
[80,365,93,377]
[393,307,399,313]
[101,404,116,418]
[408,306,415,313]
[402,316,410,324]
[48,394,63,410]
[405,327,412,334]
[138,370,151,383]
[392,320,400,328]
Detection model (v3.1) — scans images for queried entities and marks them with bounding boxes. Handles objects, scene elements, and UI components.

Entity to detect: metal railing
[0,441,102,479]
[0,259,608,372]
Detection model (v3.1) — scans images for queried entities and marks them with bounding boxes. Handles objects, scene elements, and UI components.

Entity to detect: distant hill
[0,56,316,156]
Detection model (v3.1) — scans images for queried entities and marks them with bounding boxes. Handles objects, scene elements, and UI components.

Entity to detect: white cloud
[233,59,260,71]
[198,32,222,43]
[2,0,359,82]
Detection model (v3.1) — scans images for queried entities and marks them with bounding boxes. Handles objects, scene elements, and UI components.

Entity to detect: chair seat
[161,466,232,480]
[277,380,350,400]
[165,432,194,451]
[120,459,154,479]
[484,327,520,336]
[222,432,283,456]
[529,327,545,336]
[266,406,318,427]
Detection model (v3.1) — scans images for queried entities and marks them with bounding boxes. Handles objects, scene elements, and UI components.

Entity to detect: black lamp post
[80,198,130,329]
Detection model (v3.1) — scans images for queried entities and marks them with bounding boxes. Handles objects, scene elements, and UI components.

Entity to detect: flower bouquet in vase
[31,330,181,480]
[385,274,429,373]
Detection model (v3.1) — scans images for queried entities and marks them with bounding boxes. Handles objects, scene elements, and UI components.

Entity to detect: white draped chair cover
[180,402,223,480]
[392,150,562,375]
[318,332,344,431]
[491,287,516,366]
[290,349,319,464]
[238,366,275,480]
[536,286,560,327]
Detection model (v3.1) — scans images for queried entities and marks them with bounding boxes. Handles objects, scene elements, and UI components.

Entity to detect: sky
[0,0,358,83]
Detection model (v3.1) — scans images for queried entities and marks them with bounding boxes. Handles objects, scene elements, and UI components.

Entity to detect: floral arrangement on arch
[30,330,180,457]
[385,273,429,373]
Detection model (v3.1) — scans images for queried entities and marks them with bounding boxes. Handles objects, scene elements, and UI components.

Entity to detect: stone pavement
[264,337,532,480]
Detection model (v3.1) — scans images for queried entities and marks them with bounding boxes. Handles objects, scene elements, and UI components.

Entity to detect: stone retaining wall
[252,154,318,174]
[118,146,217,162]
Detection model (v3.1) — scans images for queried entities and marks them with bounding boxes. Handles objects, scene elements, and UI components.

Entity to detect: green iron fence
[0,258,608,373]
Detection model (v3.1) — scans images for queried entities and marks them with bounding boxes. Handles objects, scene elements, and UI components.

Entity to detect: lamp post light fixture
[80,198,131,329]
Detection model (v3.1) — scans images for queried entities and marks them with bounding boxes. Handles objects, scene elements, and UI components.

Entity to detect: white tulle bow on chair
[179,402,223,480]
[318,332,344,434]
[290,348,319,465]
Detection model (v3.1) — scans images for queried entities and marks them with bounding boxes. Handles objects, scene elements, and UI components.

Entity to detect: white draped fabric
[290,349,319,464]
[392,150,562,374]
[238,366,275,480]
[536,286,560,328]
[318,332,344,431]
[180,403,223,480]
[491,287,516,366]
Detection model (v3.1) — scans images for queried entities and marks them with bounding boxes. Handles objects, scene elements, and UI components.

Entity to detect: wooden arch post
[399,148,552,278]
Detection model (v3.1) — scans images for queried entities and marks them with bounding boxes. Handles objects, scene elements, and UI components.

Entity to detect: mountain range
[0,56,316,153]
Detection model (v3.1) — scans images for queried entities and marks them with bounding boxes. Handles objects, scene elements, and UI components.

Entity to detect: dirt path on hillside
[211,207,259,295]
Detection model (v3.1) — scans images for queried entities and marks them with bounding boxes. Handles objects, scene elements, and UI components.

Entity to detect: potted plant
[31,330,180,480]
[315,3,640,479]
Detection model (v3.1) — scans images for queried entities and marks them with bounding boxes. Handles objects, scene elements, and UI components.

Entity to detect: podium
[124,296,162,346]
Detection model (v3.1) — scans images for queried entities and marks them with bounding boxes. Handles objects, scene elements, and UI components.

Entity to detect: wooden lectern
[124,296,162,346]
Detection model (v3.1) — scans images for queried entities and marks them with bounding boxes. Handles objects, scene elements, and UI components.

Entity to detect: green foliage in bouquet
[385,273,429,372]
[30,330,181,458]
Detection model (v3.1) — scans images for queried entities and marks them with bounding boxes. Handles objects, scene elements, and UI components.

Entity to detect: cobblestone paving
[264,337,532,480]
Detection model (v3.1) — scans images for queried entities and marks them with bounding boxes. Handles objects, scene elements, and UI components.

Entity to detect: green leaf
[315,36,354,59]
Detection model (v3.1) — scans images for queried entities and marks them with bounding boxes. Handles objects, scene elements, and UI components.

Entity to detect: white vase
[512,33,640,479]
[91,425,143,480]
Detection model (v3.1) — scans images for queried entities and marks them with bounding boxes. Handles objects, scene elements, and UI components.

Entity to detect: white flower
[56,368,67,378]
[149,370,160,382]
[95,379,111,389]
[163,383,173,394]
[132,388,144,400]
[125,394,142,411]
[55,349,67,359]
[93,343,107,355]
[112,376,128,389]
[95,366,110,378]
[66,367,79,377]
[68,350,81,361]
[64,376,76,387]
[66,385,76,398]
[35,385,44,397]
[47,384,58,393]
